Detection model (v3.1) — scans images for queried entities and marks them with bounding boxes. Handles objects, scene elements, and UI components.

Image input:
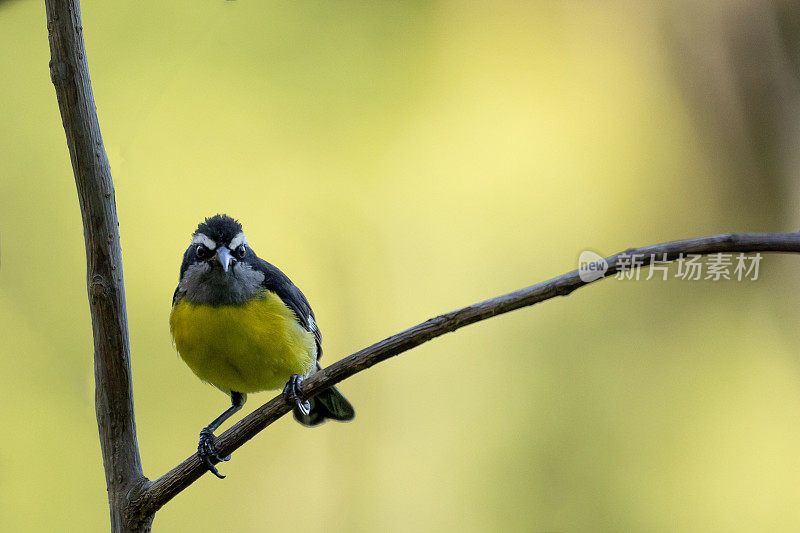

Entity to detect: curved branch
[128,231,800,522]
[45,0,146,531]
[45,0,800,530]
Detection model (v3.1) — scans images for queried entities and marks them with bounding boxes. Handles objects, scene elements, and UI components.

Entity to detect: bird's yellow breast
[169,291,316,393]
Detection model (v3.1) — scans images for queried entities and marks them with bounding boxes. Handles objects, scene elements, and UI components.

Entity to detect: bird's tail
[294,385,355,427]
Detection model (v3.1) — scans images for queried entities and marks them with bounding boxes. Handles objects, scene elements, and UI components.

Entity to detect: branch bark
[44,0,800,530]
[126,231,800,524]
[44,0,147,531]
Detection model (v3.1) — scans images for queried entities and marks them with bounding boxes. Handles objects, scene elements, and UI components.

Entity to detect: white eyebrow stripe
[191,234,217,249]
[229,232,248,249]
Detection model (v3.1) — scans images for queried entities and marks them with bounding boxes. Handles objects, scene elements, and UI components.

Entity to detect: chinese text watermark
[578,251,762,283]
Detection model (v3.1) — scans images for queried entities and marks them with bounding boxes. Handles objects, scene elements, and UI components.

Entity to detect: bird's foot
[198,427,230,479]
[283,374,311,416]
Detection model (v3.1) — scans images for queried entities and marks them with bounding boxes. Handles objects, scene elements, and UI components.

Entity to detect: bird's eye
[195,244,210,259]
[234,244,247,260]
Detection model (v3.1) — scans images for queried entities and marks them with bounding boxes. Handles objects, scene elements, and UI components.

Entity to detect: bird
[169,214,354,478]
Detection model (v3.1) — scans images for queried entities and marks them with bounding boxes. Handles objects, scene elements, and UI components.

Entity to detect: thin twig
[128,231,800,522]
[43,1,800,529]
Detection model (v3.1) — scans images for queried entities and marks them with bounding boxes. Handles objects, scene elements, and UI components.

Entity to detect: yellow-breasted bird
[170,214,354,477]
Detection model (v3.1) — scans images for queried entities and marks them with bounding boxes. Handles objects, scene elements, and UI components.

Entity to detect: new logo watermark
[578,251,762,283]
[578,250,608,282]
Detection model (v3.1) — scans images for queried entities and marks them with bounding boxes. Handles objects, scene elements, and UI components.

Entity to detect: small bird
[170,214,354,477]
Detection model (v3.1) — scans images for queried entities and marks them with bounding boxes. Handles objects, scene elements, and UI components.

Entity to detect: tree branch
[127,231,800,523]
[43,0,800,529]
[44,0,147,531]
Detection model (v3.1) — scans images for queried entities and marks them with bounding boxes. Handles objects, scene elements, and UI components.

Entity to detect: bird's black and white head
[175,214,265,305]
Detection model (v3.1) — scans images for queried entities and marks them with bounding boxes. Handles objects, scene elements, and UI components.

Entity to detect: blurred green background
[3,0,800,531]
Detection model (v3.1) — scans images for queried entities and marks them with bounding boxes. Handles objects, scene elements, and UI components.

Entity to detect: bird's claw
[198,428,229,479]
[283,374,311,416]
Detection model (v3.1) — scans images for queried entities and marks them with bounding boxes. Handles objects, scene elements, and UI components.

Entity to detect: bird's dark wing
[254,258,323,360]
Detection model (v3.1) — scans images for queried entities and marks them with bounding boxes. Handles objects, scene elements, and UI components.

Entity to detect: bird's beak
[215,247,233,272]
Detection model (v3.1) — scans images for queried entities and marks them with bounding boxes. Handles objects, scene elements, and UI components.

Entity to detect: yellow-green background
[2,1,799,531]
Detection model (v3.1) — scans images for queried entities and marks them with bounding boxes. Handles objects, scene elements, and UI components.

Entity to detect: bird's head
[190,214,250,273]
[176,214,265,305]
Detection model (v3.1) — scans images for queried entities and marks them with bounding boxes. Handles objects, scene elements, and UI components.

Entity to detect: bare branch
[129,231,800,522]
[44,0,147,531]
[43,1,800,529]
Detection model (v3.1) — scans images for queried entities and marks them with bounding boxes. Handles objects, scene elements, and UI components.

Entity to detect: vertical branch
[39,0,800,528]
[44,0,147,531]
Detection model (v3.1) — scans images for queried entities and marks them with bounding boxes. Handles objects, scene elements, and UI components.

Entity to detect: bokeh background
[2,0,800,531]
